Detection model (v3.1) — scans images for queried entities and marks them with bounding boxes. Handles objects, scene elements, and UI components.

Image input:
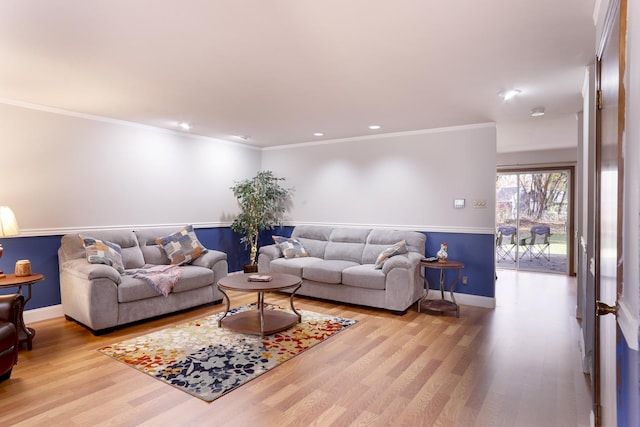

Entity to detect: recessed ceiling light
[498,89,521,100]
[177,121,191,131]
[530,107,545,117]
[368,125,382,130]
[313,132,324,137]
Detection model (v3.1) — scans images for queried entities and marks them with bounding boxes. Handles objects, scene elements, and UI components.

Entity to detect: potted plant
[230,170,292,272]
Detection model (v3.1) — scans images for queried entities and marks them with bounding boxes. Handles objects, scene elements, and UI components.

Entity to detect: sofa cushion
[79,235,125,274]
[60,230,145,269]
[325,242,366,263]
[362,229,426,264]
[342,264,387,290]
[291,226,332,258]
[273,236,308,259]
[302,260,359,284]
[135,227,181,265]
[374,240,408,269]
[118,265,214,302]
[269,257,323,277]
[156,225,208,266]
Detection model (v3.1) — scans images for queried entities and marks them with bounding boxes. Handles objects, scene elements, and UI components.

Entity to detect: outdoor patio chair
[496,226,517,262]
[519,225,551,261]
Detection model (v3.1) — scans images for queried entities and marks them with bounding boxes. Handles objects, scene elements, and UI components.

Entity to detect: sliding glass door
[496,169,571,274]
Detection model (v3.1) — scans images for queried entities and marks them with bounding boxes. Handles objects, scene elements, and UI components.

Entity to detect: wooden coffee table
[217,273,302,337]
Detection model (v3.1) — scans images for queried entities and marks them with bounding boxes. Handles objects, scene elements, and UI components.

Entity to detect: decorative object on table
[14,260,32,277]
[247,274,272,282]
[230,170,293,273]
[436,242,448,263]
[98,304,356,402]
[0,206,20,279]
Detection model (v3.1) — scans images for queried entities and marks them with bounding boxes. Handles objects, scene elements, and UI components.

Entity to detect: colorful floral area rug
[98,304,356,402]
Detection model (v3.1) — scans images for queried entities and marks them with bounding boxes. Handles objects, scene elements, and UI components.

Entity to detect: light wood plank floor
[0,270,592,426]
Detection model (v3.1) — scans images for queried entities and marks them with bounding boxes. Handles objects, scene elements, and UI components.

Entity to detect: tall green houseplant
[230,170,292,268]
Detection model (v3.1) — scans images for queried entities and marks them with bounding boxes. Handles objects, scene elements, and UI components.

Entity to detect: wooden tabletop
[420,259,464,269]
[217,273,302,292]
[0,273,45,287]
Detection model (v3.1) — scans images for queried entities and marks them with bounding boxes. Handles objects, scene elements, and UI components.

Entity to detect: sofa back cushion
[291,226,333,258]
[59,229,145,269]
[325,228,371,263]
[134,227,183,265]
[286,226,426,265]
[362,229,426,264]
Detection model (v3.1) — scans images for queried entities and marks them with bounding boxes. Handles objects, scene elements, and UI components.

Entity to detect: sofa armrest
[258,244,282,273]
[381,251,422,273]
[60,259,122,284]
[259,244,282,260]
[191,250,227,270]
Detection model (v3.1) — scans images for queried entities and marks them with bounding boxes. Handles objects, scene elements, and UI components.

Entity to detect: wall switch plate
[472,200,487,208]
[454,199,465,209]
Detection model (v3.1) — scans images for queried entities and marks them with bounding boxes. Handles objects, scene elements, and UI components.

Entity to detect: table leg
[15,283,36,350]
[258,292,265,336]
[289,284,302,322]
[217,287,231,327]
[449,269,461,318]
[417,265,430,312]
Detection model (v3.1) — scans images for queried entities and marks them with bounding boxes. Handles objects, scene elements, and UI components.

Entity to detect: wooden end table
[0,273,45,350]
[217,273,302,337]
[418,260,463,318]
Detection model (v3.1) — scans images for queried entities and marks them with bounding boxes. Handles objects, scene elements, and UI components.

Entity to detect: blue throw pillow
[79,235,125,274]
[156,225,208,265]
[273,236,308,259]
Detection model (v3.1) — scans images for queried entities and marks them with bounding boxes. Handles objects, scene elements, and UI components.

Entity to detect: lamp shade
[0,206,19,237]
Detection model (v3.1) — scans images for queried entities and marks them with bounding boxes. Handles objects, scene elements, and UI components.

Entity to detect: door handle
[596,301,618,316]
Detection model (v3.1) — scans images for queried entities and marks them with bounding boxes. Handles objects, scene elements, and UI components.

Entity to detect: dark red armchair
[0,293,22,382]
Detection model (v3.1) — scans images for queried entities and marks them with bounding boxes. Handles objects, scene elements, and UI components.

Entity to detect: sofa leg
[390,309,407,316]
[91,327,116,336]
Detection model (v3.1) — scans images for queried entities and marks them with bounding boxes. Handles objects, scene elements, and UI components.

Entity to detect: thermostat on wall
[454,199,465,209]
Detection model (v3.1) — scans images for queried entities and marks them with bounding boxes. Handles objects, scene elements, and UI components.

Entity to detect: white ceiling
[0,1,595,148]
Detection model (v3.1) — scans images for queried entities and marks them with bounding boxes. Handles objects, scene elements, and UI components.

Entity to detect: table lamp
[0,206,19,278]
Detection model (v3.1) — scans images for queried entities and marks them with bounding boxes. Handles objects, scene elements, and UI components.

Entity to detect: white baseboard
[424,292,496,309]
[24,304,64,323]
[22,293,495,324]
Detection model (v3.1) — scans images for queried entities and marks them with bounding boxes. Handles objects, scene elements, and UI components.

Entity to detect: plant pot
[243,264,259,273]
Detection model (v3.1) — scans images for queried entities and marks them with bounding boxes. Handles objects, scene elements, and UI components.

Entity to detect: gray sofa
[258,226,426,313]
[58,227,227,333]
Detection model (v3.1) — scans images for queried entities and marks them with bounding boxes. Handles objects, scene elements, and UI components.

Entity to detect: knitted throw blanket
[126,264,184,297]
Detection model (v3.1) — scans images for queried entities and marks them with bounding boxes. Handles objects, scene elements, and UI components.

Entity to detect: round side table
[0,273,45,350]
[418,260,463,317]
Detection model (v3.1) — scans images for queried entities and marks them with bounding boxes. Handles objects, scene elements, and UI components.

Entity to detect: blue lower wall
[0,226,495,310]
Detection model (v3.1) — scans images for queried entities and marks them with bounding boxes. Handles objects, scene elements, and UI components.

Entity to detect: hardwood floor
[0,270,591,426]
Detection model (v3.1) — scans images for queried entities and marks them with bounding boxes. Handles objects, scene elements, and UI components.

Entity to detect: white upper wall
[1,102,497,235]
[497,113,579,154]
[262,124,497,233]
[0,102,261,233]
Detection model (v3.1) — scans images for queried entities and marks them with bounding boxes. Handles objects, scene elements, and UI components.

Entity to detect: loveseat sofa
[58,226,227,334]
[258,226,426,313]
